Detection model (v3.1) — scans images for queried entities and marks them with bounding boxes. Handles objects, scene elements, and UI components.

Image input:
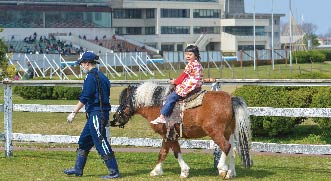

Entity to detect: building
[111,0,284,53]
[0,0,284,53]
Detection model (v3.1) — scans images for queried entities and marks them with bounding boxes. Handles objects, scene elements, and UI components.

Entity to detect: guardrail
[2,79,331,157]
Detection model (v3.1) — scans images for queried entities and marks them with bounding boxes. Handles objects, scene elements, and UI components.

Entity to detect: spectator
[22,61,34,80]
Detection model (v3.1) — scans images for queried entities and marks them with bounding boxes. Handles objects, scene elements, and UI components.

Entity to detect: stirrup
[150,117,166,124]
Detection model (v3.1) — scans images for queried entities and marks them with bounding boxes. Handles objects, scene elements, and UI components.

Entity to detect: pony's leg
[225,134,236,179]
[171,141,190,178]
[217,135,237,179]
[217,150,228,179]
[150,139,170,176]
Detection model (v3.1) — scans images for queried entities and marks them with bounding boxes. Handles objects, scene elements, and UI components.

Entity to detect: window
[193,9,220,18]
[193,26,220,34]
[224,26,265,36]
[113,9,142,19]
[161,26,190,34]
[161,44,175,51]
[126,27,142,35]
[161,9,190,18]
[146,9,155,19]
[145,27,155,35]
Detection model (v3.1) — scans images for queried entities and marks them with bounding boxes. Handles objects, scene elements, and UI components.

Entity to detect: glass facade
[126,27,143,35]
[142,0,216,1]
[193,9,221,18]
[238,45,265,50]
[113,9,142,19]
[146,9,155,19]
[0,5,111,28]
[161,26,190,34]
[145,27,156,35]
[161,9,190,18]
[0,0,108,2]
[224,26,266,36]
[193,26,220,34]
[161,44,175,51]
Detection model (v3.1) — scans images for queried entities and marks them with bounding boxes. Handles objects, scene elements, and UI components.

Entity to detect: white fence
[1,79,331,157]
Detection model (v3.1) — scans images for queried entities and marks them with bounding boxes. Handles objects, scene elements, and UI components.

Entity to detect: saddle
[165,89,207,141]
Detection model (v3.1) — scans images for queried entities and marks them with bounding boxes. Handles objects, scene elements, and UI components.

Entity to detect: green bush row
[233,85,331,137]
[292,50,326,63]
[13,86,81,100]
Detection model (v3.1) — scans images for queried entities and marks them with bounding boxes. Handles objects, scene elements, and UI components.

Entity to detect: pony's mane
[134,82,171,107]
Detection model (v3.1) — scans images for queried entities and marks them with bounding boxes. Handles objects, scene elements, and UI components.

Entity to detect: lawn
[0,150,330,180]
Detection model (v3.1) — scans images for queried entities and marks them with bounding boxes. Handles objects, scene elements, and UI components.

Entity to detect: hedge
[13,86,81,100]
[233,86,316,137]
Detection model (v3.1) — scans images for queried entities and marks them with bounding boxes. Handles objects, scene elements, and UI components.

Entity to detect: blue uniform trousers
[78,111,113,157]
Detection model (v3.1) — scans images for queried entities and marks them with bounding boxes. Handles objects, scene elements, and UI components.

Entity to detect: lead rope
[180,102,185,138]
[94,71,106,143]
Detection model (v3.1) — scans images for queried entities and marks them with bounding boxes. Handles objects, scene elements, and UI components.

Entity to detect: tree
[299,23,320,48]
[300,23,317,35]
[0,27,11,80]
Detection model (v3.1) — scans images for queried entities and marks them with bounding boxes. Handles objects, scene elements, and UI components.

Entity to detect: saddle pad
[184,90,206,109]
[165,90,206,124]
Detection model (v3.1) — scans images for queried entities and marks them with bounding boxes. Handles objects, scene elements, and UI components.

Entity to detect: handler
[64,51,120,179]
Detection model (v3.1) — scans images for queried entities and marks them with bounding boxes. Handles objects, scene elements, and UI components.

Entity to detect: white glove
[67,111,77,123]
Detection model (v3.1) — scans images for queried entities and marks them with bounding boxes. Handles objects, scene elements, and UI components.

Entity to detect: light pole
[289,0,293,66]
[253,0,256,70]
[271,0,274,70]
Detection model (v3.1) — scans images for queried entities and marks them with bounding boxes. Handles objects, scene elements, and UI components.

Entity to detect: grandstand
[1,0,289,79]
[1,0,285,54]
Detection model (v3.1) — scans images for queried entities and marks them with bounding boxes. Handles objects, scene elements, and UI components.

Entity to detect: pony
[110,82,252,179]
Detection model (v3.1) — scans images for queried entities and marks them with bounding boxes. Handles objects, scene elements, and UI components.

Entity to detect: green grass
[0,150,330,180]
[117,62,331,80]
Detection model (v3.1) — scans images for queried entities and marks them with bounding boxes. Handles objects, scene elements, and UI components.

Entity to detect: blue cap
[76,51,100,65]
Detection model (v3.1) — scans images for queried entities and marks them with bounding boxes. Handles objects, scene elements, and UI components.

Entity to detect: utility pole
[289,0,293,66]
[253,0,256,70]
[271,0,275,70]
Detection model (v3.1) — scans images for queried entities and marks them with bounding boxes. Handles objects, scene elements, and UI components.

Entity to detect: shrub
[310,87,331,132]
[13,86,81,100]
[319,50,331,61]
[293,72,330,79]
[233,86,315,137]
[292,50,326,63]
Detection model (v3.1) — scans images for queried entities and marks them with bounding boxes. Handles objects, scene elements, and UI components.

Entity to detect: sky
[244,0,331,35]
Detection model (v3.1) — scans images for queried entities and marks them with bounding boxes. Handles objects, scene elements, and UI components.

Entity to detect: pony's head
[110,85,137,128]
[110,82,171,128]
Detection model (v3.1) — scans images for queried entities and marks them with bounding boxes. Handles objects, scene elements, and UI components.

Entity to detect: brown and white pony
[111,82,252,179]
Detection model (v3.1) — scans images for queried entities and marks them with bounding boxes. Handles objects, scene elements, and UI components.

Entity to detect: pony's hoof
[150,169,163,176]
[225,170,234,179]
[180,169,189,178]
[220,170,227,179]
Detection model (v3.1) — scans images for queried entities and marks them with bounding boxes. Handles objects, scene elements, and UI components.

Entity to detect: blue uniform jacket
[79,68,111,113]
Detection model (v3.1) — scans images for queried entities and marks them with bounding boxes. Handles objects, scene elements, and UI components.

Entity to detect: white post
[3,79,13,157]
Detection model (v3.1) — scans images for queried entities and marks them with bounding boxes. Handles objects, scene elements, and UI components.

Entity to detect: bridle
[110,86,136,128]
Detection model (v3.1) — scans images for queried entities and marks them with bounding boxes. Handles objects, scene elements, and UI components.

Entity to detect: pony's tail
[232,96,252,168]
